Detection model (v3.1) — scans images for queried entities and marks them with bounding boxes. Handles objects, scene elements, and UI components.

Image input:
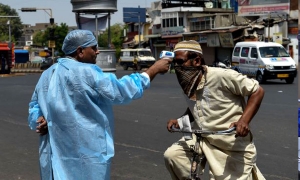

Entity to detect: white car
[31,56,45,63]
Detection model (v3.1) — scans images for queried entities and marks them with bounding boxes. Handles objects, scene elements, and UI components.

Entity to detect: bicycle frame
[171,127,236,180]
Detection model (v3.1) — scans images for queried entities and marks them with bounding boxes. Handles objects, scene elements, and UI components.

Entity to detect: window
[190,17,214,31]
[179,17,183,26]
[162,18,180,28]
[121,51,130,57]
[162,12,182,28]
[259,47,290,58]
[233,47,240,56]
[130,51,138,56]
[241,47,249,57]
[138,51,152,56]
[250,48,257,58]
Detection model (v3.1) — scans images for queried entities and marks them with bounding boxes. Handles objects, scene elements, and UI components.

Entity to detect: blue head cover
[62,29,98,55]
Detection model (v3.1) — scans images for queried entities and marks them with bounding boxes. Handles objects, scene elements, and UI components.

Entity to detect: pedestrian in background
[28,29,171,180]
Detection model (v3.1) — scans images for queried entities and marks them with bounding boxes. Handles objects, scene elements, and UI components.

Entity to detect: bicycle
[171,126,236,180]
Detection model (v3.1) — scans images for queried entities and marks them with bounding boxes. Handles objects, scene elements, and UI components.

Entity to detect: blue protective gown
[28,58,150,180]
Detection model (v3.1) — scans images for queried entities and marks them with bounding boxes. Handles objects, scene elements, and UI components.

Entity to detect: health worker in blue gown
[28,29,171,180]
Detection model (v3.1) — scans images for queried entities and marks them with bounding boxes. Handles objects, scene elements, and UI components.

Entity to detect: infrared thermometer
[159,51,174,59]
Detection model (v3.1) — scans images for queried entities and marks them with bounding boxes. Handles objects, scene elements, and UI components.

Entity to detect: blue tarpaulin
[15,50,29,63]
[15,50,29,54]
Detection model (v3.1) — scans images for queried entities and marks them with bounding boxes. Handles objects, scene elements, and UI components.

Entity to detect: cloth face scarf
[174,65,203,100]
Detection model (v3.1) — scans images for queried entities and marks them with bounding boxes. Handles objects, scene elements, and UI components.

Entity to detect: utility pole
[263,14,274,42]
[8,20,11,42]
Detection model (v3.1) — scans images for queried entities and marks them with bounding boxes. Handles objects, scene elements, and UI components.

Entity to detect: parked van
[232,42,297,84]
[119,48,156,70]
[287,39,298,67]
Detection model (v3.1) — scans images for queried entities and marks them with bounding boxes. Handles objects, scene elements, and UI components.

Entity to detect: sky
[1,0,157,27]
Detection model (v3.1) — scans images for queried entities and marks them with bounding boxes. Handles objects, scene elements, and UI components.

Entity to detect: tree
[32,31,47,46]
[0,3,23,43]
[32,23,69,56]
[98,23,126,59]
[53,23,69,56]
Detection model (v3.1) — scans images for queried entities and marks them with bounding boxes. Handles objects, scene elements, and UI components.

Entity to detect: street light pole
[0,16,18,42]
[8,20,11,42]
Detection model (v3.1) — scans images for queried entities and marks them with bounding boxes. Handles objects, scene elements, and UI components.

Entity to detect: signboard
[199,35,207,43]
[161,26,185,37]
[123,7,146,23]
[237,0,289,16]
[273,33,282,44]
[39,51,48,57]
[48,40,56,48]
[25,41,33,46]
[184,35,199,41]
[219,33,234,47]
[207,34,220,47]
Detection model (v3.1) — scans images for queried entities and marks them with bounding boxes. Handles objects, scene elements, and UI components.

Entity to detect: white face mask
[174,66,203,100]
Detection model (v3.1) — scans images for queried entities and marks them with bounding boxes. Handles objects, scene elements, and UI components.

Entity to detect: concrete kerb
[0,73,26,78]
[11,62,44,74]
[11,69,44,73]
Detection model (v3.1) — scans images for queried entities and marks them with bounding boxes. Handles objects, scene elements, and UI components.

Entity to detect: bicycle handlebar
[171,126,236,135]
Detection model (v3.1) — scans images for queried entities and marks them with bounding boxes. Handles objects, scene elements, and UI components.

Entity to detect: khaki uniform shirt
[192,66,265,180]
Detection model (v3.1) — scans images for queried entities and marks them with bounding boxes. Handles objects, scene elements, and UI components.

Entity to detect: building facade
[123,0,298,64]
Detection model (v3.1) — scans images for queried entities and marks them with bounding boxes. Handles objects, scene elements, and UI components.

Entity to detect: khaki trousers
[164,135,265,180]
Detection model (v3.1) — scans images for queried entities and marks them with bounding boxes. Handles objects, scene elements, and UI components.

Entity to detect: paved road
[0,68,297,180]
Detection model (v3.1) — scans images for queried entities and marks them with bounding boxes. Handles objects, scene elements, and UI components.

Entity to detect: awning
[123,38,135,45]
[161,34,183,39]
[182,32,199,36]
[199,27,247,34]
[0,47,10,51]
[135,41,146,45]
[123,40,135,45]
[144,34,161,38]
[188,13,216,18]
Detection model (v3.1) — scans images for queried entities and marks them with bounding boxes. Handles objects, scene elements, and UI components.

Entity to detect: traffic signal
[263,18,275,27]
[50,18,54,25]
[20,8,37,12]
[49,28,55,40]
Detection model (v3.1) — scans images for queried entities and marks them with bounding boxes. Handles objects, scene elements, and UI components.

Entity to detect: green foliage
[32,23,69,56]
[98,23,126,59]
[0,3,23,43]
[53,23,69,56]
[32,31,46,46]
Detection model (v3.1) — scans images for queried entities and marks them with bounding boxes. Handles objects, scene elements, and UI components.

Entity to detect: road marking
[115,142,163,153]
